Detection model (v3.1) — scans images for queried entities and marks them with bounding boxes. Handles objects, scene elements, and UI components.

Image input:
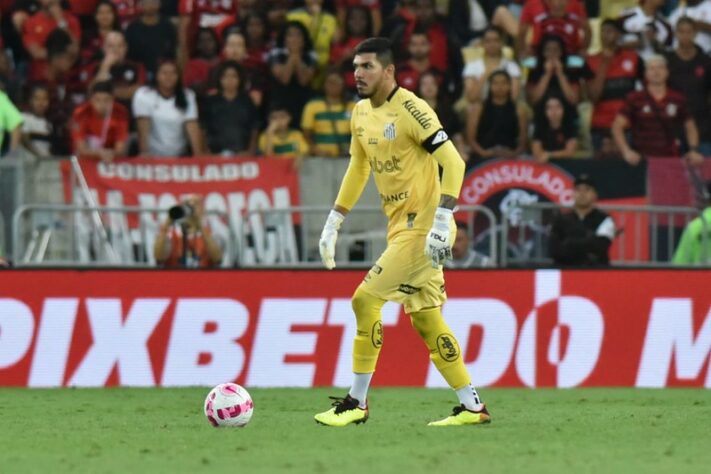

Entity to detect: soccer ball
[204,383,254,428]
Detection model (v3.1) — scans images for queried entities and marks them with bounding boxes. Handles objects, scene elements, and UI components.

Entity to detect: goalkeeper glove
[424,207,453,268]
[319,210,344,269]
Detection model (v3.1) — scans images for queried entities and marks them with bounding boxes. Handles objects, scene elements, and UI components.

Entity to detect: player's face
[573,184,597,209]
[353,53,388,98]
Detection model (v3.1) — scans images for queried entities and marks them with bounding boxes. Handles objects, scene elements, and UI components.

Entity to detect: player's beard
[356,77,380,99]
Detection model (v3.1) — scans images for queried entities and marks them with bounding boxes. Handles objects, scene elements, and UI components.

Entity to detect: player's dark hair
[90,80,114,96]
[354,37,394,67]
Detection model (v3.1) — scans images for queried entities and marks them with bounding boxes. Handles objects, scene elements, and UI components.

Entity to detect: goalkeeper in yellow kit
[314,38,490,427]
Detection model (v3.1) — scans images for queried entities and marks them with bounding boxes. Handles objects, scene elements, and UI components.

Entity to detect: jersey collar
[386,85,399,102]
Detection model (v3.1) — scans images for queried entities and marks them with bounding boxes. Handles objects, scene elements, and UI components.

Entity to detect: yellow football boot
[314,395,369,427]
[428,404,491,426]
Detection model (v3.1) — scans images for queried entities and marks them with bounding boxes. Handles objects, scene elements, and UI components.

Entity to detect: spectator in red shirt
[517,0,589,58]
[406,0,462,81]
[241,11,272,68]
[335,0,382,38]
[80,0,121,66]
[183,27,220,96]
[527,0,588,56]
[396,28,443,92]
[23,0,82,80]
[666,17,711,156]
[612,55,704,166]
[526,34,589,108]
[330,5,373,93]
[586,19,643,157]
[178,0,237,67]
[111,0,139,27]
[90,30,146,108]
[154,194,224,268]
[71,80,129,161]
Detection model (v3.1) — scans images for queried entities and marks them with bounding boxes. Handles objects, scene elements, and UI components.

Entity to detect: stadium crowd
[0,0,709,166]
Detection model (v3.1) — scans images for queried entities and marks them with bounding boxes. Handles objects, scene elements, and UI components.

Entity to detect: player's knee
[351,286,383,317]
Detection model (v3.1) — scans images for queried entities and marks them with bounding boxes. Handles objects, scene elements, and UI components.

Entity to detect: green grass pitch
[2,387,710,473]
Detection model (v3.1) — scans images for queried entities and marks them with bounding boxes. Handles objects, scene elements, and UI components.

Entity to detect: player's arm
[319,114,370,268]
[422,126,465,267]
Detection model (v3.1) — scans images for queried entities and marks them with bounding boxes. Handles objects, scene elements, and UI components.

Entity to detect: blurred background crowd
[0,0,708,167]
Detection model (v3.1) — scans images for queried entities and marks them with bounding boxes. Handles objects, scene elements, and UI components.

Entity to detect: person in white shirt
[669,0,711,53]
[463,26,521,103]
[21,84,53,158]
[618,0,673,60]
[132,61,202,156]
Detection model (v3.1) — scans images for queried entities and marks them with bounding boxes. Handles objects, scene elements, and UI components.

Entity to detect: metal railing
[11,203,500,268]
[12,204,234,267]
[239,204,498,268]
[500,203,708,267]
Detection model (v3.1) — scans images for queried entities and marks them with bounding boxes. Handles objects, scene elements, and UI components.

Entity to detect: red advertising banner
[0,270,709,388]
[59,157,301,265]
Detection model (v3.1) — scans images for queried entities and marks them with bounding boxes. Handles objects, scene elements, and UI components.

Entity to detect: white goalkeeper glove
[319,210,345,269]
[424,207,453,268]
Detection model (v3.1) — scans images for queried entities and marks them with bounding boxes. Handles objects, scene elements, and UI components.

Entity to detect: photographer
[153,194,223,268]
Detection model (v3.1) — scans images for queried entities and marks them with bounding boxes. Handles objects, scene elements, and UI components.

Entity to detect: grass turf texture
[2,388,710,473]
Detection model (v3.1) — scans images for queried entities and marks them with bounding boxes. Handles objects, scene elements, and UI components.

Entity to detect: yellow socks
[409,306,471,390]
[351,286,387,374]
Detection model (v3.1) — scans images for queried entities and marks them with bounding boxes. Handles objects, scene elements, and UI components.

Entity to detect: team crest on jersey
[666,103,677,116]
[383,122,396,140]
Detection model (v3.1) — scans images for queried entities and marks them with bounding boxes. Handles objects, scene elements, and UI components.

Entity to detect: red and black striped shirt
[618,89,689,157]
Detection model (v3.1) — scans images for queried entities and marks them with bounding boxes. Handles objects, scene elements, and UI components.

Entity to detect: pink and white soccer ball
[204,383,254,427]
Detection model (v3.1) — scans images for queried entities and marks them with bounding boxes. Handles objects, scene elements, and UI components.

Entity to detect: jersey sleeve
[334,107,370,210]
[402,96,465,198]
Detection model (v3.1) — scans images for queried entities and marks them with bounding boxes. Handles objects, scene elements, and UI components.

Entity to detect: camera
[168,203,194,221]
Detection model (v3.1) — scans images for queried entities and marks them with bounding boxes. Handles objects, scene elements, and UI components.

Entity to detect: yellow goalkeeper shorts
[358,231,448,313]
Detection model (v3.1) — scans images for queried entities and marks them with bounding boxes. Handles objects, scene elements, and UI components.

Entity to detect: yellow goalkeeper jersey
[335,86,461,240]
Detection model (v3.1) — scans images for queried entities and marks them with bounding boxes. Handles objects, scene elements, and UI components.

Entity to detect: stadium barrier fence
[500,202,708,267]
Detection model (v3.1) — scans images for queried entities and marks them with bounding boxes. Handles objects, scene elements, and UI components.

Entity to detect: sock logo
[436,333,460,362]
[371,321,383,348]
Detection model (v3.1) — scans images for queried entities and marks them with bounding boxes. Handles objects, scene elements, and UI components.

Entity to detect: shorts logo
[383,122,396,140]
[436,333,460,362]
[371,321,383,348]
[397,284,421,295]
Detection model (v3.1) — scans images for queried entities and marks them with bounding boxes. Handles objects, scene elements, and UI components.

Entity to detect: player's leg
[408,306,490,426]
[314,285,386,426]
